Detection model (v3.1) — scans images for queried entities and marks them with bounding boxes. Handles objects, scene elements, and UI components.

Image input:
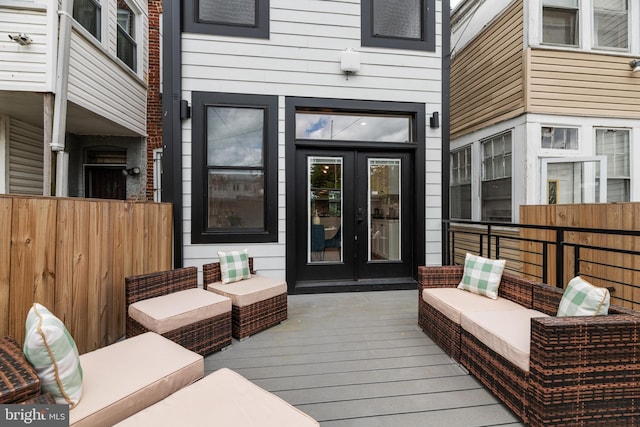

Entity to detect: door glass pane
[546,161,602,204]
[369,159,401,261]
[296,112,412,142]
[308,157,342,263]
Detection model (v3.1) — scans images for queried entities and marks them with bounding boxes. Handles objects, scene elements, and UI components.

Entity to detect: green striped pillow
[557,276,610,316]
[218,249,251,284]
[457,253,506,300]
[23,303,83,408]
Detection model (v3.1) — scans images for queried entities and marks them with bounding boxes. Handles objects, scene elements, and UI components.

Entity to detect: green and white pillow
[23,303,83,408]
[457,253,506,300]
[218,248,251,284]
[557,276,610,317]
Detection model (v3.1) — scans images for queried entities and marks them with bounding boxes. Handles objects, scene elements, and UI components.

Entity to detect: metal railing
[444,220,640,309]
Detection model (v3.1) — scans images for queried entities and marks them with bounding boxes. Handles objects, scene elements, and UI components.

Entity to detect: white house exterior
[450,0,640,223]
[0,0,149,199]
[162,0,448,293]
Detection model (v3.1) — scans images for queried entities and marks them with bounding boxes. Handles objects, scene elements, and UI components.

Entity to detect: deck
[205,290,523,426]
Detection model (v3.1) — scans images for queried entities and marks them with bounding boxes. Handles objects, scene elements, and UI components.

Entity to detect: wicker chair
[125,266,232,356]
[0,336,42,404]
[203,258,287,340]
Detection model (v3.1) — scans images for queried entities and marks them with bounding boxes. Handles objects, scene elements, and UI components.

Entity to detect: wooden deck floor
[205,290,524,427]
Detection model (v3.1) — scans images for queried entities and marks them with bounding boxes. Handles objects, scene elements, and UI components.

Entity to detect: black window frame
[191,92,278,244]
[361,0,435,51]
[183,0,269,39]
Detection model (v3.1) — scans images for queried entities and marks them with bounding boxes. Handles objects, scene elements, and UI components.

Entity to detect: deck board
[205,290,523,426]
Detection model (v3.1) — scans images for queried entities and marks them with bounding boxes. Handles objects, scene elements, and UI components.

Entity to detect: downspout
[52,0,73,196]
[442,0,451,264]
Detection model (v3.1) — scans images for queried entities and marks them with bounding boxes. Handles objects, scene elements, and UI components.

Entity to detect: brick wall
[146,0,163,200]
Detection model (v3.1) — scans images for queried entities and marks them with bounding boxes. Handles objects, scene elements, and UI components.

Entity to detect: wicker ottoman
[0,336,41,404]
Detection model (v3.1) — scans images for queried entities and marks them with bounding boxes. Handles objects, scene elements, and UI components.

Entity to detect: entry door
[295,149,413,284]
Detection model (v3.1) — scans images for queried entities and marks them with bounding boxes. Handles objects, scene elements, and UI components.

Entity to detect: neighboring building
[0,0,149,199]
[450,0,640,223]
[161,0,449,293]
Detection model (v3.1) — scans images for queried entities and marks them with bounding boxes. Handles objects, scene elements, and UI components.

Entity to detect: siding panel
[528,49,640,118]
[8,118,43,195]
[450,0,524,139]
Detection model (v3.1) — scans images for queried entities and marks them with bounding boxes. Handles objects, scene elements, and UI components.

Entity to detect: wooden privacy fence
[0,195,172,354]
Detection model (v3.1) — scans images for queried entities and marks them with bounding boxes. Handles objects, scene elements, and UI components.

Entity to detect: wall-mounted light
[629,59,640,72]
[430,111,440,129]
[122,167,141,176]
[180,100,191,120]
[8,33,32,46]
[340,48,360,79]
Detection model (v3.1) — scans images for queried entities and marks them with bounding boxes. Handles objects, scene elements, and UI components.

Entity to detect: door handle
[357,208,364,224]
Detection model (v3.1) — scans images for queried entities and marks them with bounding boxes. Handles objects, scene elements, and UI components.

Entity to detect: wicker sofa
[418,265,640,426]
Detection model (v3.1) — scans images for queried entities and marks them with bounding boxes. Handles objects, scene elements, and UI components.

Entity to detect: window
[295,112,412,142]
[482,132,512,222]
[191,92,278,243]
[117,3,136,71]
[73,0,101,40]
[593,0,628,50]
[450,147,472,219]
[183,0,269,39]
[596,129,630,202]
[361,0,436,51]
[541,126,578,150]
[542,0,579,46]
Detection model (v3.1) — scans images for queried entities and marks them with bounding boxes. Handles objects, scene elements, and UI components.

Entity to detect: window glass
[73,0,101,40]
[373,0,422,40]
[295,113,411,143]
[542,0,579,46]
[593,0,628,50]
[191,92,278,243]
[482,133,512,222]
[199,0,256,26]
[596,129,630,202]
[117,2,136,71]
[451,146,471,220]
[541,127,578,149]
[361,0,435,51]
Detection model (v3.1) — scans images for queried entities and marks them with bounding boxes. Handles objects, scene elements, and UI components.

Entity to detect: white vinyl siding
[8,118,43,195]
[67,29,146,135]
[0,7,50,92]
[181,0,443,275]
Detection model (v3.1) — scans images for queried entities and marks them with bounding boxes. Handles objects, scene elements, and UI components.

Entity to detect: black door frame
[285,97,426,294]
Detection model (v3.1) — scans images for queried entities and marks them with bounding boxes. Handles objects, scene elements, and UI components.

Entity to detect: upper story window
[542,0,579,47]
[593,0,628,50]
[73,0,101,41]
[541,126,578,150]
[361,0,436,51]
[117,2,137,71]
[183,0,269,39]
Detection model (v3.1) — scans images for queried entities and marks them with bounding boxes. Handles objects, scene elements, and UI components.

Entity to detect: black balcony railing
[444,219,640,309]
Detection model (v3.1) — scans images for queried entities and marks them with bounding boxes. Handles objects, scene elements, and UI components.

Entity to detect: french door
[295,149,413,284]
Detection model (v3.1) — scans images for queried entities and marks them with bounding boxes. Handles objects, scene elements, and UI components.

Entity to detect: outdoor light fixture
[630,59,640,72]
[122,167,141,176]
[340,48,360,79]
[8,33,32,46]
[430,111,440,129]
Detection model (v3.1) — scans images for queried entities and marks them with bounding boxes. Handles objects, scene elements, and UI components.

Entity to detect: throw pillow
[457,253,506,300]
[557,276,610,316]
[23,303,83,408]
[218,248,251,284]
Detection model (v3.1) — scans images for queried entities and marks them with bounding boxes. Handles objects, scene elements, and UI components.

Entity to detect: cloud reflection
[296,113,410,142]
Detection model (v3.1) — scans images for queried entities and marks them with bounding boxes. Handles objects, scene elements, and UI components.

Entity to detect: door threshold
[292,277,417,294]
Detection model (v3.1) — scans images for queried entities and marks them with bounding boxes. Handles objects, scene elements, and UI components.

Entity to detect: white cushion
[207,275,287,307]
[23,303,83,407]
[70,332,203,427]
[128,288,231,334]
[557,276,610,316]
[114,368,319,427]
[457,253,506,299]
[461,309,548,372]
[423,288,527,325]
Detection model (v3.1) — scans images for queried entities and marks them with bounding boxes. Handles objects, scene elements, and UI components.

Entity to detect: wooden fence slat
[0,198,11,336]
